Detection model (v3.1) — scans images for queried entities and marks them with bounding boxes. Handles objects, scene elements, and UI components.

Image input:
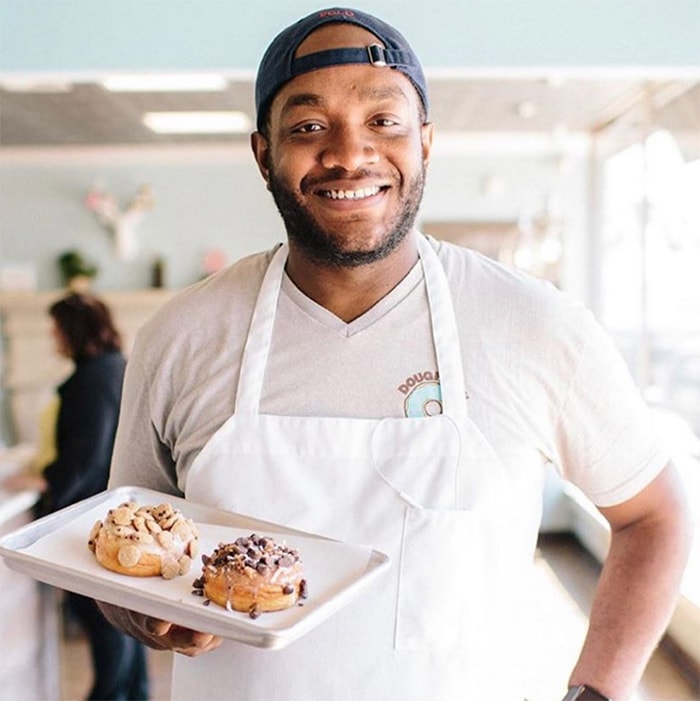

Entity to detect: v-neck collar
[235,235,469,420]
[280,260,424,337]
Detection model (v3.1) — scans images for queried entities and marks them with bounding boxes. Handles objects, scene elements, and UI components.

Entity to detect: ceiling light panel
[142,111,252,134]
[1,79,73,93]
[101,73,228,92]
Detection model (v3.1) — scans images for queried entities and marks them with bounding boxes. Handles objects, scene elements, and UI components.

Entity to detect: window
[601,128,700,609]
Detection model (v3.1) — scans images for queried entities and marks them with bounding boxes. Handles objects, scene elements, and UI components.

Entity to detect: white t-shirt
[111,236,667,520]
[109,235,669,699]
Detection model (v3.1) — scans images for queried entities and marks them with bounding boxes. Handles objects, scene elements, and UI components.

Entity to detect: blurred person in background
[4,293,149,701]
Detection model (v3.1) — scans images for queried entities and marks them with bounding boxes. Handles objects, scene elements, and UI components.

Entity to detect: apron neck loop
[415,235,469,421]
[234,243,288,414]
[235,236,469,421]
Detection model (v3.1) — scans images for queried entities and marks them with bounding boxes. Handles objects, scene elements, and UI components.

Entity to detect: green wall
[2,0,700,75]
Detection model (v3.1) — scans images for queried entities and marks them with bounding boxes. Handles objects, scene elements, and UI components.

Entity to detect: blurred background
[0,1,698,699]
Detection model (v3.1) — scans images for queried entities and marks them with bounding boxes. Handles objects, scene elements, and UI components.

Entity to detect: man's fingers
[143,616,174,637]
[98,602,222,655]
[139,616,223,656]
[167,625,224,657]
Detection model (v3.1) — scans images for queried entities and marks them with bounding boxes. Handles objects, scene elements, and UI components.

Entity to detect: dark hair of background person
[49,293,122,360]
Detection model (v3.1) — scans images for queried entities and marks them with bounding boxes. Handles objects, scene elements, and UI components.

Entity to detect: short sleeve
[109,350,180,495]
[551,311,670,506]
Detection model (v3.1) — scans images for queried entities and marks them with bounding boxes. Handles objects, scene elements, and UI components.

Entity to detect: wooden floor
[59,534,699,701]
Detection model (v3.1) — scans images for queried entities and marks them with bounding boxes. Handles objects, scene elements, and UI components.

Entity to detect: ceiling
[1,75,698,148]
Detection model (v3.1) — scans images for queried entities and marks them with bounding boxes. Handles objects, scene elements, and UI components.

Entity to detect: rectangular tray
[0,486,390,649]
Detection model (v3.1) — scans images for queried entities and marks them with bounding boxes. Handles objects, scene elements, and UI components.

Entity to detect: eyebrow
[279,84,411,117]
[359,85,410,104]
[280,93,325,116]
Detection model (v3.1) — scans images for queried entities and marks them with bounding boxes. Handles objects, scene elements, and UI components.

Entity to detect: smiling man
[255,23,430,271]
[252,19,433,322]
[101,8,692,701]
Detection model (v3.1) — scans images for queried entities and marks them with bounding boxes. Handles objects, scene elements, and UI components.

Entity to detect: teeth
[322,186,381,200]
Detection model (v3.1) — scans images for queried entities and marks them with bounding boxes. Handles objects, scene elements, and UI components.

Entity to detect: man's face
[252,26,433,267]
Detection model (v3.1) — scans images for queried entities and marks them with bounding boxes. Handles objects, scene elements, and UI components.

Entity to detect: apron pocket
[395,505,483,651]
[371,416,462,509]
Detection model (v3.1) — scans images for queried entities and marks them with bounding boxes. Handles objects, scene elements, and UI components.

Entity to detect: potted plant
[57,249,98,292]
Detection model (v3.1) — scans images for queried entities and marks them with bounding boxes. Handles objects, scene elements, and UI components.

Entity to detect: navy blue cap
[255,7,428,131]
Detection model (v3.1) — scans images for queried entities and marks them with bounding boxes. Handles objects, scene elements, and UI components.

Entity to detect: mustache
[300,168,388,193]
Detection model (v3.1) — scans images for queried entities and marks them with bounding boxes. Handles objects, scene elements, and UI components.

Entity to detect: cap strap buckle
[367,44,388,67]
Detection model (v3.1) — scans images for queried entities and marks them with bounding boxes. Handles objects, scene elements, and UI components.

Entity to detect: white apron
[179,235,524,700]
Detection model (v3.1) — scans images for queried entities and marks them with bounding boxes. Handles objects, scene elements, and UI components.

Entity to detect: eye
[292,122,324,134]
[371,116,399,128]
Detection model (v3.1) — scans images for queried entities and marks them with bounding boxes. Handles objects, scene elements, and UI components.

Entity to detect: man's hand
[98,601,223,657]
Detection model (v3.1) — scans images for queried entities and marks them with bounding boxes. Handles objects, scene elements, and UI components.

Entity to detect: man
[101,8,692,700]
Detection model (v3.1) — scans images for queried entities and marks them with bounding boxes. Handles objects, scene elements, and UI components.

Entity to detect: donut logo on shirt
[398,371,442,417]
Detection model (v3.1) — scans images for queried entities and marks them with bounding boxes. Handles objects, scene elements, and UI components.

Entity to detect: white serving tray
[0,486,390,650]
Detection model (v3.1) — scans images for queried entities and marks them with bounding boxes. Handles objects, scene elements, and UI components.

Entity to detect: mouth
[315,185,385,201]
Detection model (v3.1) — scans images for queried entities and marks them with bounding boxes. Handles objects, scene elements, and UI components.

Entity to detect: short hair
[49,293,122,360]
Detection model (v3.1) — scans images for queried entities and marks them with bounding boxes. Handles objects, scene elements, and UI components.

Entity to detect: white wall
[0,137,591,296]
[0,145,284,290]
[0,135,592,448]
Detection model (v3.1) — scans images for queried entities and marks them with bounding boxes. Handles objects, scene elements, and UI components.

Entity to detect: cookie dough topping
[88,501,199,579]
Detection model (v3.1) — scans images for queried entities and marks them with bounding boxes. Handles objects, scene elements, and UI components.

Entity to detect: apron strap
[416,235,469,421]
[234,243,287,414]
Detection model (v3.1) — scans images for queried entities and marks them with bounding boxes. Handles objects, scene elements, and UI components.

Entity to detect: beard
[267,164,426,268]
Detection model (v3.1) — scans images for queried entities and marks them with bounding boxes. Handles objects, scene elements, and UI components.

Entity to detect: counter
[0,444,41,520]
[0,444,59,701]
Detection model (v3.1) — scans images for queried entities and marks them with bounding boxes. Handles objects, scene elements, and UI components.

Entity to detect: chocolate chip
[282,584,294,595]
[299,579,308,599]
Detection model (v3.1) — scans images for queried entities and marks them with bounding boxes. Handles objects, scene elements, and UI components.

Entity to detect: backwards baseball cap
[254,7,428,131]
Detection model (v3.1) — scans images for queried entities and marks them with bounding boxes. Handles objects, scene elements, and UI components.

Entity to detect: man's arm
[567,461,693,700]
[98,601,223,657]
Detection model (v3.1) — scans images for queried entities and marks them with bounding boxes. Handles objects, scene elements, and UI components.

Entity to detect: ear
[251,131,271,186]
[420,122,434,167]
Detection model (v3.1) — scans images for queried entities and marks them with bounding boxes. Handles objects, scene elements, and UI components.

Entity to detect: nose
[319,125,379,172]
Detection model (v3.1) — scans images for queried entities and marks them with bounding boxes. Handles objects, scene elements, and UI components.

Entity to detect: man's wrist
[561,685,613,701]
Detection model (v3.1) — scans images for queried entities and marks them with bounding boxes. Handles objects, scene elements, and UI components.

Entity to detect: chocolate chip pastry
[192,533,308,618]
[88,501,199,579]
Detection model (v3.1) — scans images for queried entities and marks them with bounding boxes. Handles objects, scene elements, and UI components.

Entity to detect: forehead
[269,24,420,123]
[272,63,419,119]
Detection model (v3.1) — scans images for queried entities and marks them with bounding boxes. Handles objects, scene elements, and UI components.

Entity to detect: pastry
[193,533,307,618]
[88,501,199,579]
